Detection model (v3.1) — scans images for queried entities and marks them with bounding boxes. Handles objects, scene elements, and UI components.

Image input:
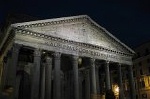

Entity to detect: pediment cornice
[12,15,88,28]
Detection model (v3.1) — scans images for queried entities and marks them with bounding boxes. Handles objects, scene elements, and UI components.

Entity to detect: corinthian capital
[12,43,21,53]
[53,52,61,59]
[72,55,79,61]
[90,58,95,65]
[46,57,52,63]
[34,49,41,57]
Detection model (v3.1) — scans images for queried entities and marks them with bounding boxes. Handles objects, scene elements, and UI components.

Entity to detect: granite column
[53,52,61,99]
[105,61,111,90]
[31,49,41,99]
[72,55,79,99]
[45,57,52,99]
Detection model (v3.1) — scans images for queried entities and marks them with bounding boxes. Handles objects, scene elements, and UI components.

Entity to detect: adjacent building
[0,15,136,99]
[133,41,150,99]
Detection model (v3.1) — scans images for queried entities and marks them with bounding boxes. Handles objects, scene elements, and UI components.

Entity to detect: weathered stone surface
[11,15,134,55]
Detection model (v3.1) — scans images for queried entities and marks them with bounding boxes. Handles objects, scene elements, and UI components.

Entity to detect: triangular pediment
[11,15,135,55]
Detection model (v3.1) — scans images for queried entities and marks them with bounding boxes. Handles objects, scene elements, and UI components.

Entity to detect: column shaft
[128,65,136,99]
[85,70,90,99]
[1,55,10,89]
[0,60,2,79]
[105,61,111,90]
[31,49,41,99]
[53,52,61,99]
[117,64,125,99]
[96,67,100,94]
[45,57,52,99]
[41,64,45,99]
[7,44,20,87]
[0,59,4,90]
[6,44,20,99]
[72,56,79,99]
[15,74,21,99]
[90,58,97,99]
[79,76,82,99]
[5,54,11,85]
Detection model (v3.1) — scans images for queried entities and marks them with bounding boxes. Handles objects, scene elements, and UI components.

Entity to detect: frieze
[25,41,131,63]
[42,39,132,62]
[44,41,107,58]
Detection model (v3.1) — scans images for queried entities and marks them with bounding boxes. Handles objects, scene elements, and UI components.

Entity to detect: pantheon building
[0,15,136,99]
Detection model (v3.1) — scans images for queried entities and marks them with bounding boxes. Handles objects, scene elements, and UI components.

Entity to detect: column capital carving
[72,55,79,61]
[13,43,22,48]
[105,60,110,64]
[90,58,95,67]
[46,57,52,63]
[34,49,41,57]
[12,43,21,53]
[90,58,95,62]
[53,52,61,59]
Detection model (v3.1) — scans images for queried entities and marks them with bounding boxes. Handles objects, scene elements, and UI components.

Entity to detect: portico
[0,15,135,99]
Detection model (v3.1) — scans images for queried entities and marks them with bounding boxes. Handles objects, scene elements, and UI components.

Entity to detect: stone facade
[0,15,135,99]
[133,41,150,99]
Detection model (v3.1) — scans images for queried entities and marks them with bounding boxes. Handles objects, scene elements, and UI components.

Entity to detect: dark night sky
[0,0,150,48]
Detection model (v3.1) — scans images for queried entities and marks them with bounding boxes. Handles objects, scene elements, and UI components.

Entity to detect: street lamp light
[78,58,82,65]
[113,84,119,99]
[114,86,119,94]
